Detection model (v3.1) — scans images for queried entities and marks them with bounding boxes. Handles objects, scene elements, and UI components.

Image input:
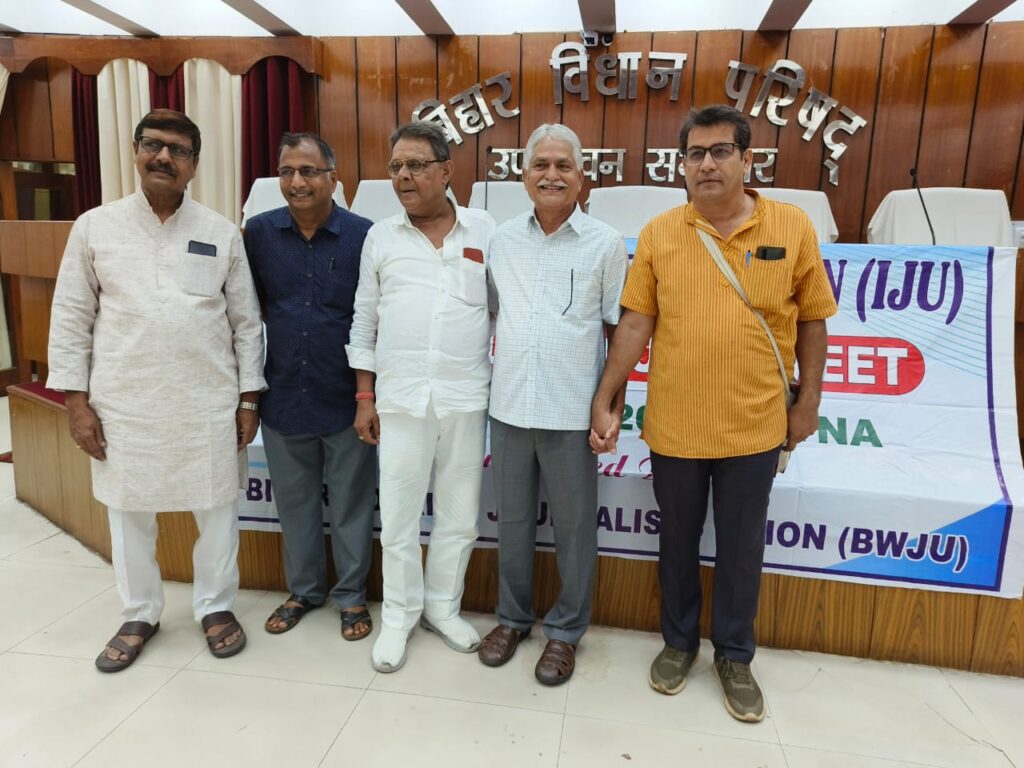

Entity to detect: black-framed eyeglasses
[681,143,740,166]
[137,136,196,161]
[386,159,444,177]
[278,166,334,179]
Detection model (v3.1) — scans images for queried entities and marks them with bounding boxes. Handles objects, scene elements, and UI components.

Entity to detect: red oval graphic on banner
[821,336,925,395]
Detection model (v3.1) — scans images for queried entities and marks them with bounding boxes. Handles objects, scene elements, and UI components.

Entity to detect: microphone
[910,167,936,246]
[484,145,492,211]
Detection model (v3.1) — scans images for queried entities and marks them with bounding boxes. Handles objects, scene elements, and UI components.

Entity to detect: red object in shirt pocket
[463,247,484,264]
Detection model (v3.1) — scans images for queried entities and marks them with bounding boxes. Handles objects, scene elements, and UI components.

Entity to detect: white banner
[238,245,1024,598]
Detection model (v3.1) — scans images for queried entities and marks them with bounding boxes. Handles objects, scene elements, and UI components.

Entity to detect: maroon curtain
[72,69,101,215]
[148,65,185,112]
[241,57,308,202]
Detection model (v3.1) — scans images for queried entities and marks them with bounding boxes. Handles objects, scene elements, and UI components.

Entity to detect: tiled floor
[1,398,1023,767]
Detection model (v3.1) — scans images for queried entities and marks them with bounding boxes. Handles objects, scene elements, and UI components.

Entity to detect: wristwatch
[238,401,259,413]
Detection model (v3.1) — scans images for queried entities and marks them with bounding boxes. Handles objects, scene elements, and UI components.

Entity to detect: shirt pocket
[745,257,793,316]
[175,252,224,297]
[322,268,358,311]
[453,258,487,307]
[547,265,599,323]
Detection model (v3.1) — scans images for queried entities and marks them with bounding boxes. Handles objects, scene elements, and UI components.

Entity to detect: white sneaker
[372,626,412,673]
[420,614,481,653]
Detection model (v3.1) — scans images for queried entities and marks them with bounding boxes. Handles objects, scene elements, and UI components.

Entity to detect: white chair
[467,181,533,225]
[240,177,347,227]
[867,188,1014,246]
[758,187,839,243]
[350,179,458,223]
[586,186,687,239]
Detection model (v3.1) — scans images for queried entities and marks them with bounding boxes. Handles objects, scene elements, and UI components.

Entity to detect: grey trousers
[490,418,597,644]
[262,423,377,610]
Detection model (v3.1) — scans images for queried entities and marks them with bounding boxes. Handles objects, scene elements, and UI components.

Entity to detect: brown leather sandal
[535,639,577,686]
[201,611,247,659]
[478,624,530,667]
[95,621,160,673]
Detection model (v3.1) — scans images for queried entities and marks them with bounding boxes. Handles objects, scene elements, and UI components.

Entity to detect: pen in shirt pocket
[745,249,752,268]
[329,255,335,272]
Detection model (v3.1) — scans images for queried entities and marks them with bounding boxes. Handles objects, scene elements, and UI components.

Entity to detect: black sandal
[264,594,319,635]
[341,607,373,641]
[95,621,160,673]
[201,611,247,658]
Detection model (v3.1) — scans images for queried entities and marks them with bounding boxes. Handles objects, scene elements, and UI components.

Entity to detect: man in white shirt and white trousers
[477,124,628,685]
[47,110,266,672]
[347,121,496,672]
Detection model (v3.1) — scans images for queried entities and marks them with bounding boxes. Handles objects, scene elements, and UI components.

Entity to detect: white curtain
[0,62,11,369]
[97,59,151,203]
[184,58,242,225]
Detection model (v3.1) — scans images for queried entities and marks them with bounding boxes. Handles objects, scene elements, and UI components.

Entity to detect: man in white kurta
[346,122,495,673]
[47,110,266,671]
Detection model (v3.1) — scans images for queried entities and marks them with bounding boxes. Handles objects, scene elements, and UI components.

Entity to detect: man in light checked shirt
[477,124,628,685]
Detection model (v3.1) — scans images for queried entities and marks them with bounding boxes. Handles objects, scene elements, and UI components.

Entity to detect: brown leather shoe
[535,639,577,686]
[478,624,529,667]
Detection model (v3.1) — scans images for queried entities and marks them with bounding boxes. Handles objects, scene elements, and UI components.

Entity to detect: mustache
[147,163,176,176]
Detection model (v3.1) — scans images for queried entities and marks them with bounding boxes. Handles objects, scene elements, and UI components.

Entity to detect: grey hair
[523,124,584,169]
[390,121,451,162]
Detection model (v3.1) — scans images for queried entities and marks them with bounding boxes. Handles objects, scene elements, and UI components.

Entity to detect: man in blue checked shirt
[244,133,376,642]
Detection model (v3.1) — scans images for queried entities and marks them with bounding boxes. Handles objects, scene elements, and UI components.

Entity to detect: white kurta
[47,190,266,512]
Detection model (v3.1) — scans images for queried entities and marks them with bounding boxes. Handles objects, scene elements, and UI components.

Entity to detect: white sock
[424,614,480,650]
[372,626,410,670]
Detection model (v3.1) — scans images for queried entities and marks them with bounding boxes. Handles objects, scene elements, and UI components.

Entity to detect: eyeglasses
[681,143,740,166]
[137,136,196,161]
[278,166,334,179]
[386,159,444,177]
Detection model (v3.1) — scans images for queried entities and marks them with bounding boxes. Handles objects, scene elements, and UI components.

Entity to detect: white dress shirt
[488,206,628,430]
[346,204,497,418]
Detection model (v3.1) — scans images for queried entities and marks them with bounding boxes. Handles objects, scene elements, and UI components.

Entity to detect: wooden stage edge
[9,384,1024,677]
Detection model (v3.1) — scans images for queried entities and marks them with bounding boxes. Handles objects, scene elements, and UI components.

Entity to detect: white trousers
[378,405,485,632]
[107,501,240,625]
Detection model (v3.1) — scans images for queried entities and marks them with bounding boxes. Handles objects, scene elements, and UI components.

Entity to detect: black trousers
[650,447,780,663]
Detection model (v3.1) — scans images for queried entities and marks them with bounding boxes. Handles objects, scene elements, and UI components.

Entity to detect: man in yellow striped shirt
[590,105,837,722]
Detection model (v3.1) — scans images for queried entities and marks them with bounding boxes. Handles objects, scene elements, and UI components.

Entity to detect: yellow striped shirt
[622,191,837,459]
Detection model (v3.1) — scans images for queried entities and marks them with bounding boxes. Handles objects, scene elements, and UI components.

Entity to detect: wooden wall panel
[12,58,55,161]
[437,36,479,205]
[643,31,696,189]
[593,557,660,631]
[862,26,933,240]
[740,30,788,184]
[772,28,834,191]
[47,58,74,162]
[971,596,1024,676]
[822,28,882,243]
[692,30,742,108]
[773,578,875,657]
[318,38,359,204]
[396,36,437,126]
[19,276,53,365]
[0,93,17,159]
[476,35,522,184]
[599,32,652,187]
[355,37,398,186]
[518,34,563,134]
[916,26,986,187]
[869,589,978,669]
[559,35,604,204]
[965,22,1024,202]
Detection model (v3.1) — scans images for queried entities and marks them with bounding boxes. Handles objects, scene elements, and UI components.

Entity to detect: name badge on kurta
[463,247,484,264]
[188,240,217,257]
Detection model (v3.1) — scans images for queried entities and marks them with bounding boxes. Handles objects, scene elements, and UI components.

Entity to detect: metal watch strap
[237,401,259,413]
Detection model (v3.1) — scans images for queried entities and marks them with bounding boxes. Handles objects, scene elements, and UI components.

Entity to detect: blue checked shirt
[244,204,373,435]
